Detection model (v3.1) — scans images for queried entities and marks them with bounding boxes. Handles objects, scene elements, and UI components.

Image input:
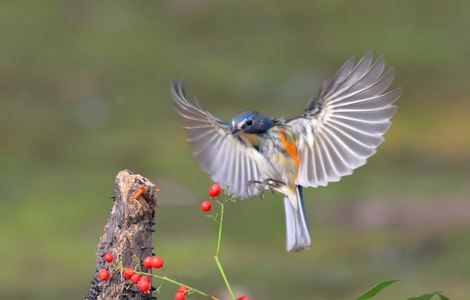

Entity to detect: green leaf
[407,291,448,300]
[356,280,399,300]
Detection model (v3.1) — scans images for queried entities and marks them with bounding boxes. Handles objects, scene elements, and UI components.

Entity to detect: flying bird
[171,52,401,252]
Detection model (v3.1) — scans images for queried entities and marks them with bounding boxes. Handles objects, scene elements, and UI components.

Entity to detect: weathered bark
[85,170,158,300]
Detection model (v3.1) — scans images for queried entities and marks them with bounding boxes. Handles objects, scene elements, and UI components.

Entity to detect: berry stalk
[117,266,219,299]
[214,200,236,300]
[139,270,217,299]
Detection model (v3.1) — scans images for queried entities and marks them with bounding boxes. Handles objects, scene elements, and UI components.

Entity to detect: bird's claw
[248,178,285,189]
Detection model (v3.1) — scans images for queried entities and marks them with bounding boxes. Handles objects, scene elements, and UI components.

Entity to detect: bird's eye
[245,120,253,127]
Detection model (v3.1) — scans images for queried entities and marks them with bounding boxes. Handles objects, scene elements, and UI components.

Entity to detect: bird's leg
[248,178,285,193]
[264,178,285,189]
[248,179,265,188]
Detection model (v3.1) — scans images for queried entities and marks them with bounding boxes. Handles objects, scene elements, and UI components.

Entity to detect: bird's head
[231,110,275,134]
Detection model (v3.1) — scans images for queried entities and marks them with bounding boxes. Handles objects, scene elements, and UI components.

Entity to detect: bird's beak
[231,126,240,135]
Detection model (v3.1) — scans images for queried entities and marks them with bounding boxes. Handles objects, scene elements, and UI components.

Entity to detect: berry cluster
[95,183,249,300]
[174,285,189,300]
[143,255,164,269]
[97,252,159,293]
[97,252,114,282]
[122,267,152,293]
[199,183,222,212]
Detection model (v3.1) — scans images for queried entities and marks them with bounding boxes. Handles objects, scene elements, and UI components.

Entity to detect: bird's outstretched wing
[171,81,273,199]
[288,52,402,187]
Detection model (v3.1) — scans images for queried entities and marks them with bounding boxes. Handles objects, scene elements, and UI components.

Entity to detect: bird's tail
[283,185,311,252]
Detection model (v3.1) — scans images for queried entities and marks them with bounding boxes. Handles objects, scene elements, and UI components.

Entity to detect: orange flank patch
[279,129,300,168]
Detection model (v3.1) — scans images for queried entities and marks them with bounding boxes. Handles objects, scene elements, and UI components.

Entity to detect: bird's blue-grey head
[231,110,276,134]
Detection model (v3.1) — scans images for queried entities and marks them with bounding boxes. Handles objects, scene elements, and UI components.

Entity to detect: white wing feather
[290,52,402,188]
[171,82,274,198]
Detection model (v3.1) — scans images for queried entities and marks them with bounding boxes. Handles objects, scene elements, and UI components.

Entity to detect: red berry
[140,275,151,283]
[177,285,189,295]
[174,291,186,300]
[137,278,151,293]
[103,252,114,263]
[151,256,164,269]
[130,274,140,284]
[237,295,249,300]
[200,200,212,212]
[122,268,134,280]
[143,256,153,269]
[208,183,221,197]
[97,269,110,281]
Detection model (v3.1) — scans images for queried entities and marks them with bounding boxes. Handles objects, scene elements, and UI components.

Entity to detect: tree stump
[85,170,158,300]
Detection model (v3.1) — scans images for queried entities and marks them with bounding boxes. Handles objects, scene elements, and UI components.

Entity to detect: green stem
[215,201,224,257]
[214,255,236,300]
[117,266,218,299]
[148,272,214,299]
[214,200,236,300]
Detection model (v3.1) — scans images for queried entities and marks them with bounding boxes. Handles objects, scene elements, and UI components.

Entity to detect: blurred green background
[1,1,469,299]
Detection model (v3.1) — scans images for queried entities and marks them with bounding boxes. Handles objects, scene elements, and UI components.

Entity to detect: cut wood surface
[85,170,158,300]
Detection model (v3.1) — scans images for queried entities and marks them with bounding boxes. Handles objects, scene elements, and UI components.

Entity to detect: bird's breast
[256,126,301,187]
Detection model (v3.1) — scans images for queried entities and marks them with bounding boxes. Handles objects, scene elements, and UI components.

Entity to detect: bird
[171,52,402,252]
